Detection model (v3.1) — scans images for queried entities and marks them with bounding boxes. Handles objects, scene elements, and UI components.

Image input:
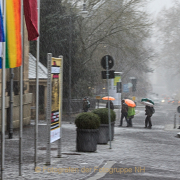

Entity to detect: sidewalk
[1,108,180,179]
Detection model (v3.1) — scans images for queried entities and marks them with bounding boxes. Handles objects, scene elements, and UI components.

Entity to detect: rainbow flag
[0,0,5,42]
[6,0,22,68]
[0,0,5,69]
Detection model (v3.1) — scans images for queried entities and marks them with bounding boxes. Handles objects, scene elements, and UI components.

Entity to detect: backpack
[87,100,90,108]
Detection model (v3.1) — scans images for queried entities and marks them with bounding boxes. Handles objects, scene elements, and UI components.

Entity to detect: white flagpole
[1,0,6,179]
[19,0,24,176]
[35,0,40,169]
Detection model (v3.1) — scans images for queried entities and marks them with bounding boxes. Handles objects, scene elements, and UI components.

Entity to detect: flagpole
[1,0,6,179]
[35,0,40,169]
[19,0,24,176]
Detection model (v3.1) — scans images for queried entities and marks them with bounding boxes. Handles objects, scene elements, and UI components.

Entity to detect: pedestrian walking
[106,100,114,110]
[82,97,90,112]
[119,100,129,127]
[127,106,135,127]
[144,105,154,129]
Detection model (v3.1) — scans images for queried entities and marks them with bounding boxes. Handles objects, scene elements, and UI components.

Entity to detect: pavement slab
[1,104,180,179]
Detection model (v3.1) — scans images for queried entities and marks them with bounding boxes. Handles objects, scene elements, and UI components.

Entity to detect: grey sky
[147,0,174,14]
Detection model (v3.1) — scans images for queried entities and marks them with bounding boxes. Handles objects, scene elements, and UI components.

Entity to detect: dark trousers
[128,118,133,127]
[120,112,128,126]
[145,116,152,127]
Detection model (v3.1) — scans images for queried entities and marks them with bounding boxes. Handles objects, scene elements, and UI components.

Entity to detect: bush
[92,108,116,124]
[75,112,100,129]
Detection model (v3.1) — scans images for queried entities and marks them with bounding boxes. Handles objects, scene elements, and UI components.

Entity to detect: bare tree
[71,0,154,96]
[155,1,180,92]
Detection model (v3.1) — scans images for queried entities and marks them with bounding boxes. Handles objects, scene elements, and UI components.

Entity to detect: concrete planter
[98,124,109,144]
[76,128,99,152]
[108,121,115,141]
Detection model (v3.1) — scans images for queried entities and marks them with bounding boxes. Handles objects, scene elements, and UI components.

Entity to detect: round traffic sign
[101,55,114,70]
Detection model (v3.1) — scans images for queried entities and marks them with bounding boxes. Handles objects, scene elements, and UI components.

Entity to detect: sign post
[46,53,52,165]
[106,55,112,149]
[101,55,114,149]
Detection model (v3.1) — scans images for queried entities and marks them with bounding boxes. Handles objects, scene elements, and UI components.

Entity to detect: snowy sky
[146,0,175,94]
[146,0,174,16]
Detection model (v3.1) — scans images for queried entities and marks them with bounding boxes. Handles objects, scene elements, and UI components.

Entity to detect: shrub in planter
[92,108,116,143]
[75,112,100,152]
[75,112,100,129]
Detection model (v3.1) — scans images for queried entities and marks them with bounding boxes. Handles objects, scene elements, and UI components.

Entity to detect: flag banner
[0,0,5,69]
[23,0,39,41]
[6,0,22,68]
[0,42,2,69]
[0,0,5,42]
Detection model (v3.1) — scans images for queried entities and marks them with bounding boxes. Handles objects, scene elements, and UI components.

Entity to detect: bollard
[177,106,180,129]
[174,113,176,129]
[178,114,180,129]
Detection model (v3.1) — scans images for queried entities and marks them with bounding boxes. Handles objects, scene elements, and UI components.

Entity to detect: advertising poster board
[50,57,63,143]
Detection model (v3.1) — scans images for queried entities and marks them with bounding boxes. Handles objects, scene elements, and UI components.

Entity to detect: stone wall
[0,93,32,131]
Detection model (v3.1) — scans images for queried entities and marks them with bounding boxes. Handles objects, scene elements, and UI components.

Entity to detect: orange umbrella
[102,96,115,101]
[124,99,136,107]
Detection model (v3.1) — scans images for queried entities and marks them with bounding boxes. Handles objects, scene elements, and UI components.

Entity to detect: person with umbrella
[145,105,154,129]
[119,99,129,127]
[141,98,155,129]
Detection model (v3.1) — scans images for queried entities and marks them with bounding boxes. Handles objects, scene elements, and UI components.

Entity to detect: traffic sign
[101,70,115,79]
[101,55,114,70]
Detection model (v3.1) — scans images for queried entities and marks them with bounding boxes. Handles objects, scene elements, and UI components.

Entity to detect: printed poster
[50,57,63,143]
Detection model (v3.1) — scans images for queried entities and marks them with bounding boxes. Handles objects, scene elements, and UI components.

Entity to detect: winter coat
[145,106,153,117]
[106,101,114,110]
[127,107,135,119]
[121,103,128,113]
[83,99,88,111]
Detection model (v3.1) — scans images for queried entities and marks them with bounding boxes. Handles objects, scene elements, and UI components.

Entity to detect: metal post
[120,79,122,125]
[174,113,176,129]
[46,53,52,165]
[57,56,63,158]
[106,55,111,149]
[68,14,72,123]
[1,0,6,178]
[19,0,24,175]
[178,113,180,129]
[35,0,40,170]
[9,68,14,139]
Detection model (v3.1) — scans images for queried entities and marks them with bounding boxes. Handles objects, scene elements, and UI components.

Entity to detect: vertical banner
[50,57,63,143]
[109,73,121,106]
[114,75,121,86]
